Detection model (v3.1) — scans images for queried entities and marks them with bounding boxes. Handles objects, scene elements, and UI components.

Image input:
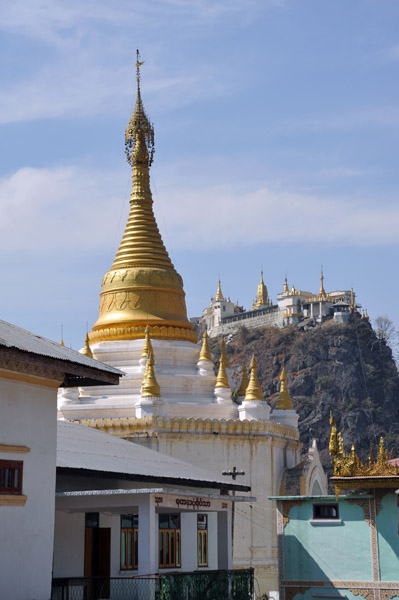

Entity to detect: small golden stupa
[244,354,263,402]
[275,367,293,410]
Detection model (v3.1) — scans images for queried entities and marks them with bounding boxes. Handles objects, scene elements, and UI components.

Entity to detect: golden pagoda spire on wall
[141,351,161,398]
[283,276,289,295]
[215,279,225,302]
[275,367,293,410]
[253,270,270,309]
[215,350,229,389]
[237,364,249,397]
[90,50,196,345]
[141,325,153,359]
[199,331,212,362]
[244,354,263,402]
[81,333,93,358]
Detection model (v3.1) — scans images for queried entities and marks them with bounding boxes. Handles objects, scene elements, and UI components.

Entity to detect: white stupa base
[270,409,299,429]
[135,397,166,418]
[238,401,271,421]
[58,338,226,421]
[197,360,214,376]
[214,386,233,406]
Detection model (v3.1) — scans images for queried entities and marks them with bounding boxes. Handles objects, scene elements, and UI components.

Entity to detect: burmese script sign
[152,494,229,511]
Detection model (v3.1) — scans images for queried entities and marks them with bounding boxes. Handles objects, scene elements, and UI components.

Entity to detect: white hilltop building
[201,270,368,338]
[58,58,327,595]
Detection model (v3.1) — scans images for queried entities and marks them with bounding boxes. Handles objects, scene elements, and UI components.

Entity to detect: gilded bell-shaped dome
[90,53,196,344]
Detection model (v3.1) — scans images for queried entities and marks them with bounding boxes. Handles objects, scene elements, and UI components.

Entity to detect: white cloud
[1,165,398,256]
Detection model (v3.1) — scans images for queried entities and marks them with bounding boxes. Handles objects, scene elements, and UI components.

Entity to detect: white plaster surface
[0,377,57,600]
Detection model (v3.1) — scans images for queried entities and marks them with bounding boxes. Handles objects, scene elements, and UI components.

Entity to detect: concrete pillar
[138,496,158,575]
[217,510,232,570]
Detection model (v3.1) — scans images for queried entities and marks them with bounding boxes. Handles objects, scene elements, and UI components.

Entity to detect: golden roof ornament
[221,339,230,369]
[283,276,289,294]
[237,364,249,397]
[141,351,161,398]
[244,354,263,402]
[199,331,212,362]
[318,268,327,299]
[141,325,154,358]
[215,279,225,301]
[81,333,93,358]
[253,270,270,309]
[275,367,293,410]
[90,50,196,345]
[215,351,229,389]
[329,412,399,496]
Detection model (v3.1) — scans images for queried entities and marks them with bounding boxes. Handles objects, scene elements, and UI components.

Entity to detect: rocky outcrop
[210,319,399,478]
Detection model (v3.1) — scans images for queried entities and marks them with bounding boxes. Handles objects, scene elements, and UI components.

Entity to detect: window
[159,514,181,568]
[0,459,23,494]
[85,512,99,528]
[313,504,339,520]
[197,514,208,567]
[121,514,138,570]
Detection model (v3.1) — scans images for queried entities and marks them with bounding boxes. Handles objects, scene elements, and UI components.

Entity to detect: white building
[53,420,252,597]
[58,58,327,595]
[0,319,121,600]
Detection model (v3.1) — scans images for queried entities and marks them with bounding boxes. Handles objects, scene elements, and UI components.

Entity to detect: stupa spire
[141,351,161,398]
[318,267,326,298]
[215,279,224,301]
[253,270,270,309]
[90,51,196,344]
[237,364,249,397]
[81,333,93,358]
[215,350,229,389]
[275,367,293,410]
[244,354,263,402]
[199,331,212,362]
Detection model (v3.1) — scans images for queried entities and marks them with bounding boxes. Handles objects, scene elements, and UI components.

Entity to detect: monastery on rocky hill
[57,54,327,595]
[199,271,369,338]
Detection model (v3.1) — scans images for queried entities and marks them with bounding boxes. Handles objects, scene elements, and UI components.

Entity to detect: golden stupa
[90,52,196,344]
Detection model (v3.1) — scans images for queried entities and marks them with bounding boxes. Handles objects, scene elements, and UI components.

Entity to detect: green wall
[284,500,372,581]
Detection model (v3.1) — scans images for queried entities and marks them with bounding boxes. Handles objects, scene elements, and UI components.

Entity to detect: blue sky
[0,0,399,349]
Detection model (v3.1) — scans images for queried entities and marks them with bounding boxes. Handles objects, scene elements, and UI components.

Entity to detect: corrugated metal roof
[0,320,120,375]
[57,421,249,491]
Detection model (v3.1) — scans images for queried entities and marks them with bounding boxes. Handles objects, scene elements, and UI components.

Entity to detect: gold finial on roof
[329,413,399,496]
[81,333,93,358]
[244,353,263,402]
[319,267,326,298]
[237,364,249,397]
[199,331,212,362]
[275,367,293,410]
[90,51,196,345]
[290,284,297,295]
[365,309,369,321]
[141,351,161,398]
[253,270,270,309]
[283,275,289,294]
[221,339,230,369]
[215,351,229,389]
[60,324,65,346]
[215,279,224,301]
[141,325,153,358]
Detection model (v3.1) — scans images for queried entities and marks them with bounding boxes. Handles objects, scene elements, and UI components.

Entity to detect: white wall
[0,376,58,600]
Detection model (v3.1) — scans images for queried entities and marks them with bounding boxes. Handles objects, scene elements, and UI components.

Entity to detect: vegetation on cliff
[210,318,399,477]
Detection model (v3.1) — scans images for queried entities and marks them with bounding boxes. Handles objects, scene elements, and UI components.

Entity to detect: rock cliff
[210,318,399,478]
